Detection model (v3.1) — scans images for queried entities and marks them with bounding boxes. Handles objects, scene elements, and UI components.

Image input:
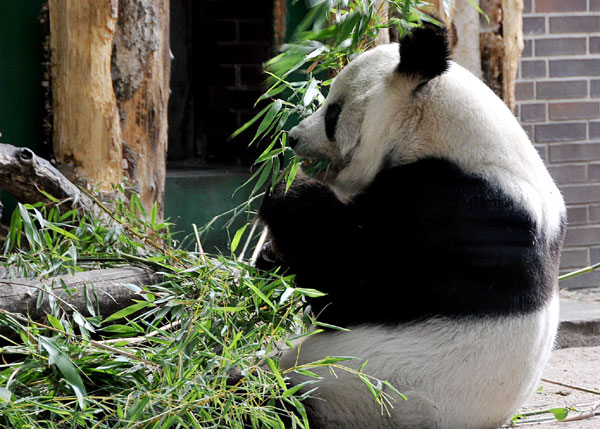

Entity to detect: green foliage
[0,2,429,427]
[232,0,430,199]
[0,189,404,427]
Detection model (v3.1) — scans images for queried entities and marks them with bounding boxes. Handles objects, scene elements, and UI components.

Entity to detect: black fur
[259,158,564,327]
[397,20,450,82]
[325,102,343,141]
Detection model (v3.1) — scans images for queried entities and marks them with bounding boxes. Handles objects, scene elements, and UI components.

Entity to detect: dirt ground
[508,345,600,428]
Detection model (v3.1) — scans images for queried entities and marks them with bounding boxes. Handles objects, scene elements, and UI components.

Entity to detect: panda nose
[288,135,299,150]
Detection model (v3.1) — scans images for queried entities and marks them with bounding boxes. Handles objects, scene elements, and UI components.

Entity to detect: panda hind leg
[289,382,442,429]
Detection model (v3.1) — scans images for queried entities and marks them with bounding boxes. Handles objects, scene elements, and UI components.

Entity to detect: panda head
[288,21,450,195]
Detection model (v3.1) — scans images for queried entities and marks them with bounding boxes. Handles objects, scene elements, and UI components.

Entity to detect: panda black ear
[397,19,450,82]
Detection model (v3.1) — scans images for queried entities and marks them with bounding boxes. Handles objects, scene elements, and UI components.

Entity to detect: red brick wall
[516,0,600,287]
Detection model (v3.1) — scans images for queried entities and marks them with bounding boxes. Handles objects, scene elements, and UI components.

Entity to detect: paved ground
[507,288,600,428]
[512,345,600,428]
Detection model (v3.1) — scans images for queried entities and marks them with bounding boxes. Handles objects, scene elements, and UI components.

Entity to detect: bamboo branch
[541,378,600,396]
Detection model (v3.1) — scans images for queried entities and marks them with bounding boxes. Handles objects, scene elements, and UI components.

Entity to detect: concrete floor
[508,288,600,428]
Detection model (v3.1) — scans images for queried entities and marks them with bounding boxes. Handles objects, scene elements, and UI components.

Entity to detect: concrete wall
[516,0,600,287]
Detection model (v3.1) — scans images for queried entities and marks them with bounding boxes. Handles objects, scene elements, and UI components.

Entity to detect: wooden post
[48,0,170,216]
[452,0,483,79]
[112,0,170,215]
[375,1,390,45]
[48,0,123,191]
[480,0,524,111]
[427,0,523,110]
[501,0,524,111]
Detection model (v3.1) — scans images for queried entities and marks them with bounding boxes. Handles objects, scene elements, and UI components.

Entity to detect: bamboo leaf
[549,408,569,421]
[251,158,273,196]
[246,282,276,311]
[103,301,152,323]
[39,336,87,410]
[231,224,248,253]
[251,100,283,144]
[229,102,272,140]
[295,287,326,298]
[0,387,11,402]
[18,204,42,250]
[286,159,300,192]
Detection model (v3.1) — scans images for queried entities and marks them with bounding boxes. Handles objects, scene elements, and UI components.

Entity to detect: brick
[550,143,600,161]
[521,103,546,122]
[590,205,600,222]
[567,206,589,224]
[205,0,271,19]
[524,124,534,139]
[211,88,262,109]
[535,123,586,142]
[591,205,600,222]
[592,80,600,97]
[535,38,586,56]
[206,110,238,130]
[522,39,533,58]
[523,17,546,35]
[590,122,600,140]
[523,0,532,13]
[239,65,264,87]
[561,184,600,204]
[548,164,587,183]
[516,82,534,100]
[564,226,600,246]
[560,248,589,268]
[520,60,546,78]
[239,21,271,42]
[589,163,600,181]
[591,37,600,54]
[209,43,272,65]
[592,0,600,11]
[536,0,587,12]
[209,66,237,87]
[549,102,600,121]
[534,143,547,161]
[550,16,600,34]
[590,246,600,263]
[549,59,600,78]
[536,80,587,99]
[208,20,238,43]
[561,269,600,288]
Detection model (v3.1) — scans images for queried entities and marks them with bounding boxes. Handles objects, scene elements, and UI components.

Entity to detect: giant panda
[257,21,566,429]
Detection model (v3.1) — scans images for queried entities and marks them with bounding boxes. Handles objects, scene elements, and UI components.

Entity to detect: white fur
[286,43,565,427]
[290,44,566,237]
[281,293,559,428]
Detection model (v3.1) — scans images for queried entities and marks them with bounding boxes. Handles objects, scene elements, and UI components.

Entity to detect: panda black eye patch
[325,102,342,141]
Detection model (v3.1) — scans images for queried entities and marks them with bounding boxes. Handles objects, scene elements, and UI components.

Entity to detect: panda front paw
[258,173,331,223]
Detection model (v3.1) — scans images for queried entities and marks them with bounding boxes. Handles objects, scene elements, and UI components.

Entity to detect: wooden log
[0,142,99,216]
[0,267,159,321]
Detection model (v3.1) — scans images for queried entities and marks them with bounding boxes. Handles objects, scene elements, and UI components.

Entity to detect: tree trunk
[48,0,170,215]
[48,0,123,193]
[480,0,523,111]
[427,0,523,110]
[112,0,170,215]
[0,267,159,322]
